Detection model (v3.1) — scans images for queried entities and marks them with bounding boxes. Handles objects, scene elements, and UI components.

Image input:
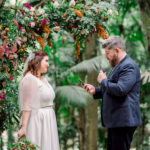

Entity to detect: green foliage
[55,85,93,107]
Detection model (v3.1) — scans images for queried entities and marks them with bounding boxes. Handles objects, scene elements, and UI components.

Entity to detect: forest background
[0,0,150,150]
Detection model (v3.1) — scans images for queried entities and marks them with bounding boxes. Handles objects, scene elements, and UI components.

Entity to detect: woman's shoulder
[22,73,38,84]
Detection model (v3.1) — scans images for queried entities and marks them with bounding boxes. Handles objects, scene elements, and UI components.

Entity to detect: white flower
[30,7,35,12]
[53,1,59,8]
[69,0,75,7]
[107,9,113,15]
[31,22,35,28]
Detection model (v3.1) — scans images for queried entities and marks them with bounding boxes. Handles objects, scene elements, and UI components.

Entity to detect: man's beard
[109,54,118,68]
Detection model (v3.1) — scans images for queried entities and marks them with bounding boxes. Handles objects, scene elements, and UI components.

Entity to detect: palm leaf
[66,55,109,74]
[55,85,93,107]
[141,71,150,85]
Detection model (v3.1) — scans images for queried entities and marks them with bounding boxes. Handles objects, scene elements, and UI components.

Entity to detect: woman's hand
[18,127,26,140]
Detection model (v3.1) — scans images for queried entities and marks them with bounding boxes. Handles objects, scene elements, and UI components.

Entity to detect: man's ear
[115,48,120,53]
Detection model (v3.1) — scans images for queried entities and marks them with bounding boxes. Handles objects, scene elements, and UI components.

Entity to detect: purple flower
[42,19,47,25]
[24,3,31,9]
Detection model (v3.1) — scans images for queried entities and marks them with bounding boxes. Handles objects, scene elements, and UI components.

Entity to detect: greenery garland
[0,0,118,133]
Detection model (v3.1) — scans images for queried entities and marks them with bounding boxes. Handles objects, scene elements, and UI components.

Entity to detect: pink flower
[29,23,31,26]
[16,37,22,46]
[22,29,26,34]
[1,44,12,56]
[56,23,59,26]
[30,34,34,40]
[10,74,13,80]
[2,95,6,98]
[1,31,7,40]
[18,26,22,30]
[69,0,75,7]
[0,46,5,58]
[13,20,19,26]
[27,15,30,18]
[24,3,31,9]
[37,28,39,31]
[11,46,17,53]
[21,11,25,15]
[54,26,60,31]
[42,19,47,25]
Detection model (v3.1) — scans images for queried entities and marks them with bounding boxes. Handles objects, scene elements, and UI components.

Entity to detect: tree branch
[34,0,48,9]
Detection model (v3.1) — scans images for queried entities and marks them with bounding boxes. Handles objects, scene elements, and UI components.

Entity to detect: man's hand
[97,70,107,83]
[81,83,96,95]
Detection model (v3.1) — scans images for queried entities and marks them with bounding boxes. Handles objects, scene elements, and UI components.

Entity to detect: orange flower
[96,23,109,39]
[75,39,80,59]
[74,9,83,18]
[85,8,88,11]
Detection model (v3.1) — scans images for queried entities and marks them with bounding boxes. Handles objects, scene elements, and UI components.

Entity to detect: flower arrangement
[8,137,40,150]
[0,0,118,133]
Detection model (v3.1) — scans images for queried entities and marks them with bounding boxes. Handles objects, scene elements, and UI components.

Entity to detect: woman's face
[39,56,49,73]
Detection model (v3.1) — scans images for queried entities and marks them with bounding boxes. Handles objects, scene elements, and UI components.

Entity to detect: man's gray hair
[102,36,126,51]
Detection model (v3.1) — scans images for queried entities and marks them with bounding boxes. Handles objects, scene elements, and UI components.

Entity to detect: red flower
[42,19,47,25]
[21,11,25,15]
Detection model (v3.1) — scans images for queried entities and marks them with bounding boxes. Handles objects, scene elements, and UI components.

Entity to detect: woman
[18,50,60,150]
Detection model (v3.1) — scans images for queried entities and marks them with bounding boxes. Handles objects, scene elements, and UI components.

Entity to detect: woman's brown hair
[23,50,48,77]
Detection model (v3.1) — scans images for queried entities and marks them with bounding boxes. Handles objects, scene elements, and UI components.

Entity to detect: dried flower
[53,1,59,8]
[69,0,76,7]
[96,23,109,39]
[17,9,20,12]
[8,54,14,59]
[74,9,83,18]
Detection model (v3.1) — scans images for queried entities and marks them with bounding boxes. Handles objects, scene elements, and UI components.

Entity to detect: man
[82,36,142,150]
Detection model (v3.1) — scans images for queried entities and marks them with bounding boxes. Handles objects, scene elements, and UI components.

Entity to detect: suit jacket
[93,54,142,128]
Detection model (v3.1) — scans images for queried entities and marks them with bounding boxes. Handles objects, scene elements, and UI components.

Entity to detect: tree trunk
[137,0,150,59]
[84,34,99,150]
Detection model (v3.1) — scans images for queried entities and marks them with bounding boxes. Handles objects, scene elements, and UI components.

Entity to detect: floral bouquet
[8,136,40,150]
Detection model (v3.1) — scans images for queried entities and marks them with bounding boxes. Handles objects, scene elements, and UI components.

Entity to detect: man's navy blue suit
[94,54,142,128]
[93,54,142,150]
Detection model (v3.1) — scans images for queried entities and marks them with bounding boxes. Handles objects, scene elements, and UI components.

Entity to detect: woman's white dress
[19,74,60,150]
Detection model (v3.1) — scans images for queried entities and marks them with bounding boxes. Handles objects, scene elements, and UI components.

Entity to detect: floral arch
[0,0,118,133]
